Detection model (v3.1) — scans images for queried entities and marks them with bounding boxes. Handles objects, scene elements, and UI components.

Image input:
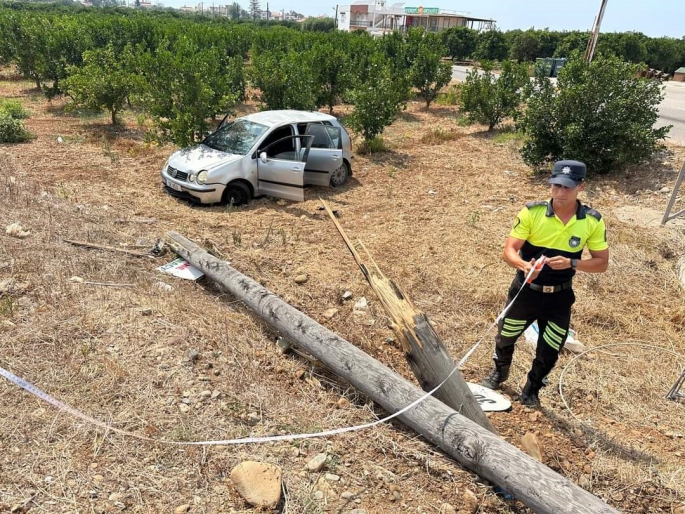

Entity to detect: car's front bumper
[160,170,224,204]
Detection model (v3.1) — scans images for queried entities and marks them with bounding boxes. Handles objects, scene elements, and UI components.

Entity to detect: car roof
[241,110,336,127]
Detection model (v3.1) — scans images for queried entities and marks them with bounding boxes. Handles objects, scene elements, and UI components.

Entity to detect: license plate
[166,179,182,192]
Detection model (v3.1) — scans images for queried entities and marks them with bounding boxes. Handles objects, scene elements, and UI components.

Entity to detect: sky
[164,0,685,39]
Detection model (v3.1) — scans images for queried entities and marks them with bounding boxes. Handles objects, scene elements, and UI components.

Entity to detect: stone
[247,412,261,425]
[173,505,190,514]
[5,222,30,238]
[109,493,123,502]
[69,276,85,284]
[294,274,308,284]
[440,503,457,514]
[153,282,173,292]
[188,349,200,361]
[677,257,685,289]
[462,489,478,513]
[351,510,367,514]
[136,308,153,316]
[179,404,190,414]
[306,453,327,472]
[342,291,353,300]
[521,433,542,462]
[660,186,671,193]
[313,491,324,500]
[354,297,368,311]
[325,473,340,482]
[323,308,338,319]
[276,337,291,354]
[230,461,282,508]
[673,505,685,514]
[341,491,355,500]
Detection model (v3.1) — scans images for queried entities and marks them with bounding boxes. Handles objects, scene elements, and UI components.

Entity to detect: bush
[460,60,528,131]
[0,99,29,119]
[0,110,31,143]
[518,54,670,174]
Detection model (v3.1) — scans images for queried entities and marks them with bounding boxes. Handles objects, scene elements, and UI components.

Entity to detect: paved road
[452,65,685,146]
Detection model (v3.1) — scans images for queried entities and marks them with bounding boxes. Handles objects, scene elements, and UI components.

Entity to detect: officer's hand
[546,256,572,270]
[527,258,544,280]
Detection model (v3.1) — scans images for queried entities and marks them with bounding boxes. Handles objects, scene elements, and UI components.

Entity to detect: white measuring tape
[0,260,545,446]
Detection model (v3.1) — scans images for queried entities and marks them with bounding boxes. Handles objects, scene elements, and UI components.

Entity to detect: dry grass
[1,73,684,513]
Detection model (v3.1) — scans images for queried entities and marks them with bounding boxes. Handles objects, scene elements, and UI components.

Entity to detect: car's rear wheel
[223,181,251,206]
[330,162,350,187]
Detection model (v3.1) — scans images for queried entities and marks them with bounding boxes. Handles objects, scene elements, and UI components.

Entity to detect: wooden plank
[320,199,493,432]
[167,231,618,514]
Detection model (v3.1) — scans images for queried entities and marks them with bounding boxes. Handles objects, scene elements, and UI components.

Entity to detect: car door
[257,135,313,202]
[303,124,344,187]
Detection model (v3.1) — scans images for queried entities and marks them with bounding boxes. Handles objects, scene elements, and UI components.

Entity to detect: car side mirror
[259,152,268,164]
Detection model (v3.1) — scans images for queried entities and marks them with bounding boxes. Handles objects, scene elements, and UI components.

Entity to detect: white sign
[157,258,204,281]
[467,383,512,412]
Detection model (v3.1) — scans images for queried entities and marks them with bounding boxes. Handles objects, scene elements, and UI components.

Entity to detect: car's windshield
[203,120,268,155]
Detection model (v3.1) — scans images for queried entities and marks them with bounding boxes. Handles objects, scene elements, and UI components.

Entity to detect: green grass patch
[436,84,462,106]
[356,136,390,155]
[419,127,465,145]
[491,128,527,145]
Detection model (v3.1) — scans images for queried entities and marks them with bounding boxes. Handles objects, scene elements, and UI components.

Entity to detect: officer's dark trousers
[493,279,575,390]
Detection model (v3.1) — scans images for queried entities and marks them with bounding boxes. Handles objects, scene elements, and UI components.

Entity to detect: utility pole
[585,0,608,62]
[266,2,269,21]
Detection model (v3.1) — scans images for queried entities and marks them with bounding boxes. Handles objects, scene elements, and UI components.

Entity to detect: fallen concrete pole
[168,231,617,514]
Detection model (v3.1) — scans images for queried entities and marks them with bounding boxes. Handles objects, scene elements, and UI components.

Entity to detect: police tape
[0,264,541,446]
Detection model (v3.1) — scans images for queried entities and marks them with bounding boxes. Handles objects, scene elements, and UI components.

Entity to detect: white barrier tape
[456,256,546,368]
[0,260,542,446]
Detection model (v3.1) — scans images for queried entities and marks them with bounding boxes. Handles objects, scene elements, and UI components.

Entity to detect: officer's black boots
[481,365,510,390]
[519,379,541,407]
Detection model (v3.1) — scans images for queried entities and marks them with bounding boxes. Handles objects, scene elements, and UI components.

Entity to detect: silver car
[160,110,353,205]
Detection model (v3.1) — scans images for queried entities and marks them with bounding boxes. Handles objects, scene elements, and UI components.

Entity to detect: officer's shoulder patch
[585,208,602,221]
[525,200,548,210]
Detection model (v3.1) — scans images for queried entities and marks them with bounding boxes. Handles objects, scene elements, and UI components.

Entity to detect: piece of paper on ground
[157,258,204,280]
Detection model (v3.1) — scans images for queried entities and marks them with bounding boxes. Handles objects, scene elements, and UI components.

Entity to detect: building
[675,67,685,82]
[337,1,495,35]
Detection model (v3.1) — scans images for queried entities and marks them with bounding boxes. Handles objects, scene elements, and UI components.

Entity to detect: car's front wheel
[223,181,251,206]
[330,162,350,187]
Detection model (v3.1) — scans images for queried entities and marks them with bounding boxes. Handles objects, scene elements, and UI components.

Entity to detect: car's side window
[260,125,295,158]
[305,124,334,149]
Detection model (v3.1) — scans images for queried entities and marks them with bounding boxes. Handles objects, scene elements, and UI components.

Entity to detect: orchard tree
[63,44,142,124]
[461,60,528,130]
[311,40,352,113]
[250,50,317,110]
[474,30,508,62]
[141,37,241,146]
[409,33,452,109]
[348,56,408,143]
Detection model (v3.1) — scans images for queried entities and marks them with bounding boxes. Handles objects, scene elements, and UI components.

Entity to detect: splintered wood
[320,198,493,432]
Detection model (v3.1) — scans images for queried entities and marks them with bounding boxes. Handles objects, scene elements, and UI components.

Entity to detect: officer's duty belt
[527,280,573,293]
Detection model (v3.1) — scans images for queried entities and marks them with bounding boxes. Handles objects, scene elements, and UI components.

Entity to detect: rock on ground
[230,461,282,508]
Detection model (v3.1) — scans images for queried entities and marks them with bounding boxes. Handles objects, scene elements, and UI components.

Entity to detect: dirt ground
[1,71,685,513]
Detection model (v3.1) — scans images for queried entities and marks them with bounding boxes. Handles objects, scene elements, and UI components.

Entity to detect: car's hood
[169,144,242,171]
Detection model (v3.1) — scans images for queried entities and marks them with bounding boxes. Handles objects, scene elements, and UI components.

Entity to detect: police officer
[481,160,609,406]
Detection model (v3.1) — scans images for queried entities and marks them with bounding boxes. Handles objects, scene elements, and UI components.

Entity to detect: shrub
[0,99,29,119]
[460,60,528,131]
[0,110,31,143]
[518,54,670,174]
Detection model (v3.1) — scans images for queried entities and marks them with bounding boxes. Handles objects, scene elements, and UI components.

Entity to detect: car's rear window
[203,120,269,155]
